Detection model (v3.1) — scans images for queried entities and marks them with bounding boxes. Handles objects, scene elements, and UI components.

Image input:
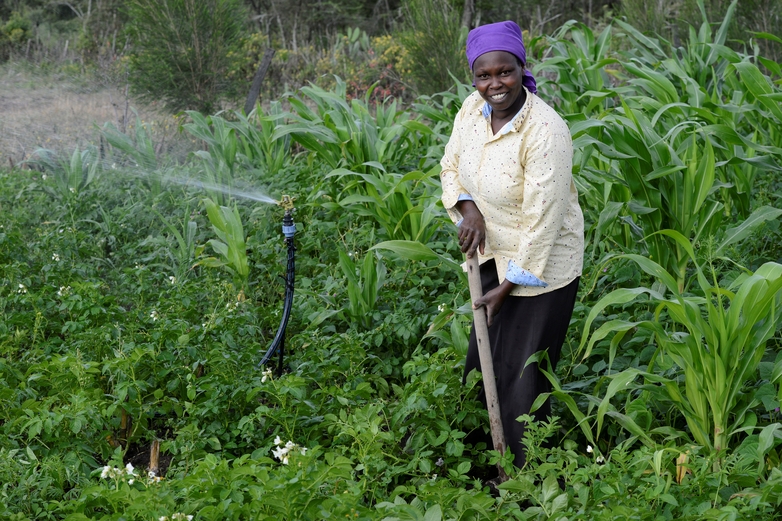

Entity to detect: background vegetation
[1,0,781,104]
[2,0,782,519]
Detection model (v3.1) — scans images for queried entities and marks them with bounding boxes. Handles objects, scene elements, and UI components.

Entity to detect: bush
[125,0,248,113]
[313,29,412,102]
[0,11,33,60]
[228,29,413,103]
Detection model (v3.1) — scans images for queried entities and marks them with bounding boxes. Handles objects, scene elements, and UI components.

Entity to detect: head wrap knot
[466,21,537,94]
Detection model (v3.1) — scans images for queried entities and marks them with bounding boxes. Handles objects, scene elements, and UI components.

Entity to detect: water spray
[259,194,296,375]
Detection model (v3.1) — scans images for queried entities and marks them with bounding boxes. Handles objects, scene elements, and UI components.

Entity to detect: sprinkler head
[277,194,296,212]
[277,194,297,239]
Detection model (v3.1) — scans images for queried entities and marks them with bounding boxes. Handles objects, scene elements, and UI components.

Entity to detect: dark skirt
[464,258,579,469]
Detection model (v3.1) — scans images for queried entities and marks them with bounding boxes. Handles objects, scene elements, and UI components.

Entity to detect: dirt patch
[0,64,183,168]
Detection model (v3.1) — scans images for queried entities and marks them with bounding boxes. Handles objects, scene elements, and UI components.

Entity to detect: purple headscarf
[466,21,537,94]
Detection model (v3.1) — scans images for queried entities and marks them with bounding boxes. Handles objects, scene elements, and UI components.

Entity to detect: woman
[440,20,584,471]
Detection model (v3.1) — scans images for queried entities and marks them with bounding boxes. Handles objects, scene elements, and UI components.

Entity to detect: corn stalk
[197,197,249,292]
[580,230,782,453]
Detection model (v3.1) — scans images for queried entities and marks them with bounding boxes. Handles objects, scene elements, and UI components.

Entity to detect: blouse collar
[479,86,533,136]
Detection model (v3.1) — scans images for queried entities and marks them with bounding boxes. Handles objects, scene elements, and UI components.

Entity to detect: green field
[2,6,782,521]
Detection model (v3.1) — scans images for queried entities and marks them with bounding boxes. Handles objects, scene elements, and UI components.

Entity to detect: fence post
[244,48,276,115]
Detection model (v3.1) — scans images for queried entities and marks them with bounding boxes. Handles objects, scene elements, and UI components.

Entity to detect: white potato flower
[271,436,307,464]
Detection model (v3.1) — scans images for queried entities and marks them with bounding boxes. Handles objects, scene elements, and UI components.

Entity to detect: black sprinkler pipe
[259,205,296,376]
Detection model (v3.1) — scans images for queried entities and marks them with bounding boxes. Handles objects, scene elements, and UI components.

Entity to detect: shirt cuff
[455,194,473,227]
[506,260,548,287]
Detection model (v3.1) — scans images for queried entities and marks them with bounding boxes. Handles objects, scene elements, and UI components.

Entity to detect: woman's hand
[473,279,515,327]
[456,200,485,258]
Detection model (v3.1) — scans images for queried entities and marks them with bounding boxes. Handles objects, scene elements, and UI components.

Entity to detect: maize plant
[580,230,782,453]
[197,197,249,292]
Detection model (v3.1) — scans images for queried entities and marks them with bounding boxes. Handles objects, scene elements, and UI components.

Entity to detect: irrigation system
[258,195,296,375]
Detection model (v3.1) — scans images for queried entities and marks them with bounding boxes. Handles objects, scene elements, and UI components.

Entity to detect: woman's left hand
[473,279,515,327]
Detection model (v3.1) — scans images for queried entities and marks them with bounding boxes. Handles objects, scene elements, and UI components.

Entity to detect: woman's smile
[472,51,526,121]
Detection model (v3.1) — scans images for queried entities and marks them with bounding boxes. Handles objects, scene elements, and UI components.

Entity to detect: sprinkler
[259,195,296,376]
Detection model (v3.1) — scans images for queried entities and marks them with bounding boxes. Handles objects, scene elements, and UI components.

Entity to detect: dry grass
[0,63,185,168]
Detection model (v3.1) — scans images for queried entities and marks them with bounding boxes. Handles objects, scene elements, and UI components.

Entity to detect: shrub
[125,0,248,113]
[0,11,33,60]
[314,28,411,102]
[228,29,413,103]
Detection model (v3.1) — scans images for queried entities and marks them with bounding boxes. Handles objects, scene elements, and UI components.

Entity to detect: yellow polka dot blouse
[440,88,584,297]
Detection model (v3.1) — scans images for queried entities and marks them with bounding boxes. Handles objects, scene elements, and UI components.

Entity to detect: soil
[0,64,181,168]
[126,442,174,478]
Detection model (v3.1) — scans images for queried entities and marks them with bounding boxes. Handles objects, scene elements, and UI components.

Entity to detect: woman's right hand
[456,200,485,258]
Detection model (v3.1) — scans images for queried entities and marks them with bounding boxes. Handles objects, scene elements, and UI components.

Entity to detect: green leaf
[623,61,678,103]
[580,286,659,357]
[457,461,471,474]
[71,417,83,434]
[605,410,654,447]
[551,493,569,514]
[423,505,442,521]
[644,165,686,182]
[690,135,715,215]
[596,201,624,236]
[26,446,38,463]
[716,206,782,255]
[541,475,560,503]
[734,61,782,121]
[596,369,641,439]
[659,493,679,506]
[758,423,782,463]
[362,161,386,172]
[754,32,782,46]
[371,240,436,261]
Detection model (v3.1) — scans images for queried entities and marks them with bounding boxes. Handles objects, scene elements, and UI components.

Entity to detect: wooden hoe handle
[466,254,509,482]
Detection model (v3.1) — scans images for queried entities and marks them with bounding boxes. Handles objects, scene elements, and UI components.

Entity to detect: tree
[125,0,248,113]
[461,0,473,28]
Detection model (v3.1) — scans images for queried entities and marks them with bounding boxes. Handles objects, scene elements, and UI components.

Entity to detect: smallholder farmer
[439,20,584,477]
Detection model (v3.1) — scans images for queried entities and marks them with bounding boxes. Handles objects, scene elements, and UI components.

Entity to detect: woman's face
[472,51,525,118]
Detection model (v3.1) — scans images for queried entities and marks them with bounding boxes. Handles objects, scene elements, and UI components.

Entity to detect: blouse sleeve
[440,111,470,224]
[505,259,548,287]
